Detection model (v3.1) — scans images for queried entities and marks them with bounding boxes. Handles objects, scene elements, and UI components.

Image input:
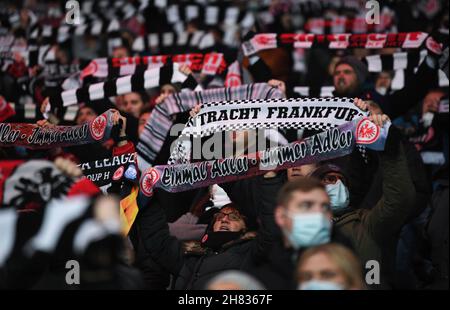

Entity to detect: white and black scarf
[132,31,216,54]
[164,3,255,29]
[294,50,449,95]
[46,64,200,115]
[137,83,284,171]
[167,97,366,164]
[0,194,120,269]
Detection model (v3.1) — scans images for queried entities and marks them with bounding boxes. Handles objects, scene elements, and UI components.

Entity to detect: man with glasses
[310,164,351,214]
[136,178,279,290]
[212,205,247,233]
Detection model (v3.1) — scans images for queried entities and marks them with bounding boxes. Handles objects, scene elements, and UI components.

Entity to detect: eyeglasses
[214,211,243,222]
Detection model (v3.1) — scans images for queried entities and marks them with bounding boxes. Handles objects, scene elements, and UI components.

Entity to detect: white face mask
[298,280,344,290]
[325,180,350,211]
[376,87,388,96]
[422,112,435,128]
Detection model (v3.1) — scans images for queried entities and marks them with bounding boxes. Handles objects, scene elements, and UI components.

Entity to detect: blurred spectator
[297,243,365,290]
[206,270,265,290]
[123,92,150,119]
[138,106,153,136]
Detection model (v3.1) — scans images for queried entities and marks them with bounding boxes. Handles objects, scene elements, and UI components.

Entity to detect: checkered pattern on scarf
[167,97,366,165]
[136,83,284,171]
[356,145,369,163]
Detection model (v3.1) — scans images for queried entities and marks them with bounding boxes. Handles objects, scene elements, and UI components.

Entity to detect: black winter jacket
[137,174,280,290]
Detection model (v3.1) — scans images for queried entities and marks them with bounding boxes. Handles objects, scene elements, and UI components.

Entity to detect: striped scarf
[0,109,115,149]
[0,194,123,270]
[137,83,284,171]
[28,19,120,45]
[241,32,429,56]
[224,60,242,88]
[45,64,199,116]
[294,50,449,96]
[132,31,216,54]
[81,53,227,80]
[304,13,395,34]
[138,117,388,199]
[164,2,254,28]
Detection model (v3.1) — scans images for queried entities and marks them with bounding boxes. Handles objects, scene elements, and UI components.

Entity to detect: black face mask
[201,231,242,250]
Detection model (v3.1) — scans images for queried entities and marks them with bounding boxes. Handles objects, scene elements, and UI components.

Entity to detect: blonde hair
[297,243,366,290]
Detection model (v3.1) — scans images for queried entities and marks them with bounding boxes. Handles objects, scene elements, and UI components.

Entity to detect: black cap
[310,163,349,186]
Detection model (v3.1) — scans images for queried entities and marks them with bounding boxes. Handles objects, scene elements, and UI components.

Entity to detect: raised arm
[136,195,185,276]
[364,116,416,241]
[221,172,283,260]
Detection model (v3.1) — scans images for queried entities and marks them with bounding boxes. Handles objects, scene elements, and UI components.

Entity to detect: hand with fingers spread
[353,98,368,112]
[111,109,127,137]
[179,64,193,76]
[110,109,129,147]
[268,79,286,95]
[36,119,55,128]
[190,104,202,118]
[359,114,392,151]
[54,157,83,178]
[369,113,390,127]
[155,93,170,105]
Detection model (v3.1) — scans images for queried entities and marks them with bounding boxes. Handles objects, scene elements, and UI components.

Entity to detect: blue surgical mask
[326,180,350,211]
[298,280,344,290]
[284,213,331,250]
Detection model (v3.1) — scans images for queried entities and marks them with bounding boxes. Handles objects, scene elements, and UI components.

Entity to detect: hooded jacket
[136,174,279,290]
[327,59,437,210]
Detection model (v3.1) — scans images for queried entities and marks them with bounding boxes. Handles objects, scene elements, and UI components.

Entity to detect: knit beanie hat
[335,56,369,85]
